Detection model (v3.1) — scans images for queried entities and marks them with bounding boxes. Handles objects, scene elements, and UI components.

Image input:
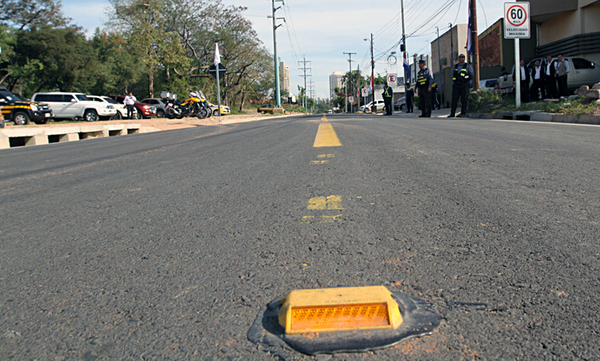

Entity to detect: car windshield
[76,94,89,101]
[102,97,118,104]
[0,91,27,102]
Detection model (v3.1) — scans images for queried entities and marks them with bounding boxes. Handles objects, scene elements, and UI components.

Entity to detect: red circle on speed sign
[387,74,397,83]
[507,5,527,27]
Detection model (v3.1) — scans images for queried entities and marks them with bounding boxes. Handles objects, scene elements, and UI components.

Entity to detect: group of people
[377,53,569,118]
[513,54,570,102]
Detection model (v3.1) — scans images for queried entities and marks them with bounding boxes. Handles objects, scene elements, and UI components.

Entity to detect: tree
[90,29,143,95]
[163,0,273,110]
[108,0,188,97]
[0,0,70,30]
[7,26,97,95]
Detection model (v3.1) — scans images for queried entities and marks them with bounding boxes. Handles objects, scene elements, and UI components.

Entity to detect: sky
[62,0,511,99]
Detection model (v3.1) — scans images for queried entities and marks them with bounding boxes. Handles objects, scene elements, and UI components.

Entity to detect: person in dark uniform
[530,60,544,101]
[513,59,530,103]
[544,55,557,99]
[405,82,414,113]
[382,83,393,115]
[449,54,474,117]
[431,82,440,110]
[416,59,433,118]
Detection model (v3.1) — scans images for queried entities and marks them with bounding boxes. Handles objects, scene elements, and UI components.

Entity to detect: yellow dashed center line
[313,123,342,148]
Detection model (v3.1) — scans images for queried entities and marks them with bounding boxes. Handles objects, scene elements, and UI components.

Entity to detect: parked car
[360,99,385,112]
[31,92,116,122]
[140,98,168,118]
[479,78,498,92]
[394,97,406,111]
[0,88,53,125]
[108,95,157,119]
[258,104,275,114]
[207,101,230,116]
[87,95,136,119]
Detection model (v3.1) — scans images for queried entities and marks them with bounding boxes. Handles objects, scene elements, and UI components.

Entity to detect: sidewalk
[388,107,452,118]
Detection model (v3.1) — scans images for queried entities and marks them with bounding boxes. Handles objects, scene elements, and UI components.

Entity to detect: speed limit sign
[504,2,530,39]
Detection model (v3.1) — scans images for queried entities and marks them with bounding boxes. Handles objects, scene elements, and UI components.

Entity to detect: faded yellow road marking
[313,123,342,147]
[317,154,335,159]
[302,215,342,224]
[307,195,344,210]
[310,160,329,164]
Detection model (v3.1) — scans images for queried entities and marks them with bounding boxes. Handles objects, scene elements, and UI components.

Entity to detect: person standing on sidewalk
[416,59,433,118]
[530,60,544,101]
[556,54,570,97]
[449,54,474,117]
[382,83,394,115]
[124,92,137,119]
[431,82,440,110]
[544,55,557,99]
[405,82,414,113]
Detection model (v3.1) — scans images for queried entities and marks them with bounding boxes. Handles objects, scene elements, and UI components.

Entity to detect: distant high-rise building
[329,71,344,100]
[280,61,290,94]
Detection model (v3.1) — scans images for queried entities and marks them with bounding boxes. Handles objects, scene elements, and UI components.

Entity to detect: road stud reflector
[278,286,402,334]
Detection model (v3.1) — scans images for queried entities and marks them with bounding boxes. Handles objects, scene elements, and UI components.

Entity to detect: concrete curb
[467,111,600,124]
[0,123,142,149]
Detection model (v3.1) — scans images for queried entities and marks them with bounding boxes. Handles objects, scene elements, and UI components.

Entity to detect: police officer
[416,59,433,118]
[382,82,393,115]
[405,82,414,113]
[449,54,474,117]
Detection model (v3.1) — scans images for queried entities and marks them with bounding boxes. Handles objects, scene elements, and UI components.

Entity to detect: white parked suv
[31,92,117,121]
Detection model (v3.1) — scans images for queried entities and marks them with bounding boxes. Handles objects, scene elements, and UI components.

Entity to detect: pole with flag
[214,43,222,121]
[403,53,410,82]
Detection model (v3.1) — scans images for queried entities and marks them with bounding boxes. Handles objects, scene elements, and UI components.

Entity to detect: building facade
[280,61,290,94]
[522,0,600,63]
[329,71,344,100]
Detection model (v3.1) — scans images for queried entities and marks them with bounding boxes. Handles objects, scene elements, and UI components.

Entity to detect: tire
[197,107,208,119]
[84,110,99,122]
[213,109,219,116]
[136,111,142,120]
[111,111,123,120]
[13,112,30,125]
[166,108,176,119]
[156,109,165,118]
[400,104,405,111]
[260,110,266,114]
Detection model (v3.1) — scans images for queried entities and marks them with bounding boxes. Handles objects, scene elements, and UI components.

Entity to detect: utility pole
[400,0,407,84]
[470,0,480,90]
[309,79,315,113]
[271,0,284,107]
[436,26,443,104]
[343,52,356,113]
[298,57,311,112]
[357,64,361,110]
[449,23,454,61]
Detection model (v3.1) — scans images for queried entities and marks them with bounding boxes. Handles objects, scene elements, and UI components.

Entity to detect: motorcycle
[163,91,211,119]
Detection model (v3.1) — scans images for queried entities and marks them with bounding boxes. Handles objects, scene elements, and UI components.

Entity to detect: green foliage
[468,91,599,115]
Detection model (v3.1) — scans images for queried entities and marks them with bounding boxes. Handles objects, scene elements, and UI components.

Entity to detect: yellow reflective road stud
[278,286,403,335]
[313,123,342,147]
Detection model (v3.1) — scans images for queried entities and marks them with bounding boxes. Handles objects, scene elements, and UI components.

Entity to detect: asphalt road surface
[1,114,600,360]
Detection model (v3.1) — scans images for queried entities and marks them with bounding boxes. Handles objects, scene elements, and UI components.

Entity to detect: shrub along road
[1,114,599,359]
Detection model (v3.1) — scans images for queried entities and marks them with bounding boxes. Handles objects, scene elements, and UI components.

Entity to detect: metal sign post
[504,2,530,109]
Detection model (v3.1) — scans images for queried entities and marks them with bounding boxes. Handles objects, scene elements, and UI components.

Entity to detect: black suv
[0,88,53,125]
